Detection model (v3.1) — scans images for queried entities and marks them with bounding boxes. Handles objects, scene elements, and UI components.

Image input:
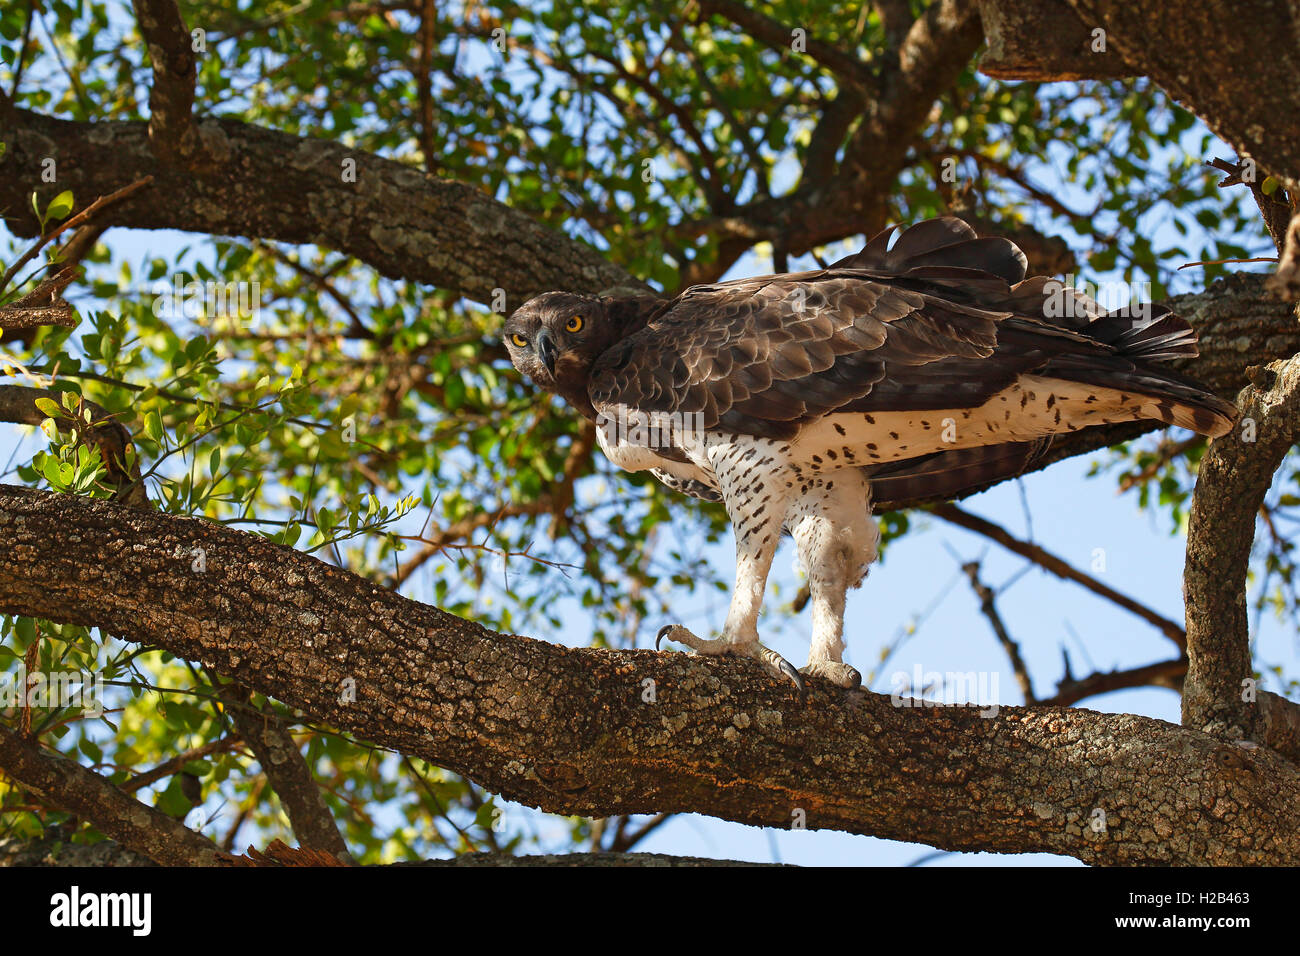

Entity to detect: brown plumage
[505,218,1237,692]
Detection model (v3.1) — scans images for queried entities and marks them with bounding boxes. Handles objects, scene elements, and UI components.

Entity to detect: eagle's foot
[800,659,862,690]
[655,625,804,695]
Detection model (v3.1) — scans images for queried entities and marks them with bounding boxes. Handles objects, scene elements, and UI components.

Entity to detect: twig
[1038,657,1187,708]
[1117,434,1201,493]
[1178,256,1278,270]
[931,502,1187,649]
[959,560,1035,703]
[0,177,154,297]
[121,736,243,794]
[608,812,670,852]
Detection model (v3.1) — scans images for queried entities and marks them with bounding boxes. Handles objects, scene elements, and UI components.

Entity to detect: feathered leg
[656,438,802,692]
[787,471,877,689]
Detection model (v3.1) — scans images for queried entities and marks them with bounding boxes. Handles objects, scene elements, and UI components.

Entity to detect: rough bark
[977,0,1136,81]
[0,106,642,309]
[978,1,1300,187]
[0,266,79,333]
[215,683,352,863]
[1183,357,1300,741]
[0,721,223,866]
[2,484,1299,864]
[131,0,203,166]
[0,836,155,867]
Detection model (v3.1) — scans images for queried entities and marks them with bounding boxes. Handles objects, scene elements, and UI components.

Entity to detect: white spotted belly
[789,376,1171,470]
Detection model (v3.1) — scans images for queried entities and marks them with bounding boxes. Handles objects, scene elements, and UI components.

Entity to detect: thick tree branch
[131,0,202,165]
[0,107,641,308]
[215,682,352,863]
[0,721,222,866]
[976,0,1135,81]
[1060,1,1300,189]
[1183,356,1300,745]
[2,485,1300,863]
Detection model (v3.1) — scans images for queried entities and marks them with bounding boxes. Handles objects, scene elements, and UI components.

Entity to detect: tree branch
[1183,356,1300,743]
[0,266,79,333]
[1060,0,1300,189]
[932,502,1186,648]
[0,176,154,299]
[2,484,1300,863]
[1037,657,1187,708]
[0,721,222,866]
[215,682,352,863]
[976,0,1136,81]
[959,559,1035,702]
[694,0,875,91]
[131,0,202,165]
[120,736,242,794]
[0,107,641,307]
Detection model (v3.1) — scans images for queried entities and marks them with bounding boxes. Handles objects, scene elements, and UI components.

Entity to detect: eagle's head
[504,292,616,412]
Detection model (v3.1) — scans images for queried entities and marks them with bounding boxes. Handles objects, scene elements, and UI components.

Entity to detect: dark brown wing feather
[587,217,1235,441]
[588,219,1019,438]
[863,439,1052,510]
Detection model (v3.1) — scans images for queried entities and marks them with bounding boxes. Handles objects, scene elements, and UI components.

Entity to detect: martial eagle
[504,218,1236,692]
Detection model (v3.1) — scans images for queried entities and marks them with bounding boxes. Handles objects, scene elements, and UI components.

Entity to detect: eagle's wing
[586,219,1035,439]
[588,217,1232,441]
[863,439,1053,511]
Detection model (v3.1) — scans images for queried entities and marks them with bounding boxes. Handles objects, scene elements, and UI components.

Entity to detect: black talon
[778,659,806,698]
[655,625,675,650]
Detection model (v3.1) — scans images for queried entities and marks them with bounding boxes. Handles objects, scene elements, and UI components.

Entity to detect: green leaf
[46,190,75,222]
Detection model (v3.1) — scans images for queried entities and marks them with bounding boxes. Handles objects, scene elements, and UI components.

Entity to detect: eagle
[504,218,1236,693]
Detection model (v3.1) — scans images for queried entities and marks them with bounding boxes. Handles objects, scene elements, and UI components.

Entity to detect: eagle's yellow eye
[509,333,529,348]
[566,315,584,333]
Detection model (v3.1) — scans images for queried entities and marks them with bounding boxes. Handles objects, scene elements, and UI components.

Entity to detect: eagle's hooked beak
[536,328,559,376]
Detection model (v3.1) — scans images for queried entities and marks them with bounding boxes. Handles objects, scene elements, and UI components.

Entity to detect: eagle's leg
[656,441,802,692]
[655,521,802,691]
[787,472,878,689]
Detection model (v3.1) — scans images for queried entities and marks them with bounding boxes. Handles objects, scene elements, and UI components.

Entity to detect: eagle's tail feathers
[1086,307,1201,362]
